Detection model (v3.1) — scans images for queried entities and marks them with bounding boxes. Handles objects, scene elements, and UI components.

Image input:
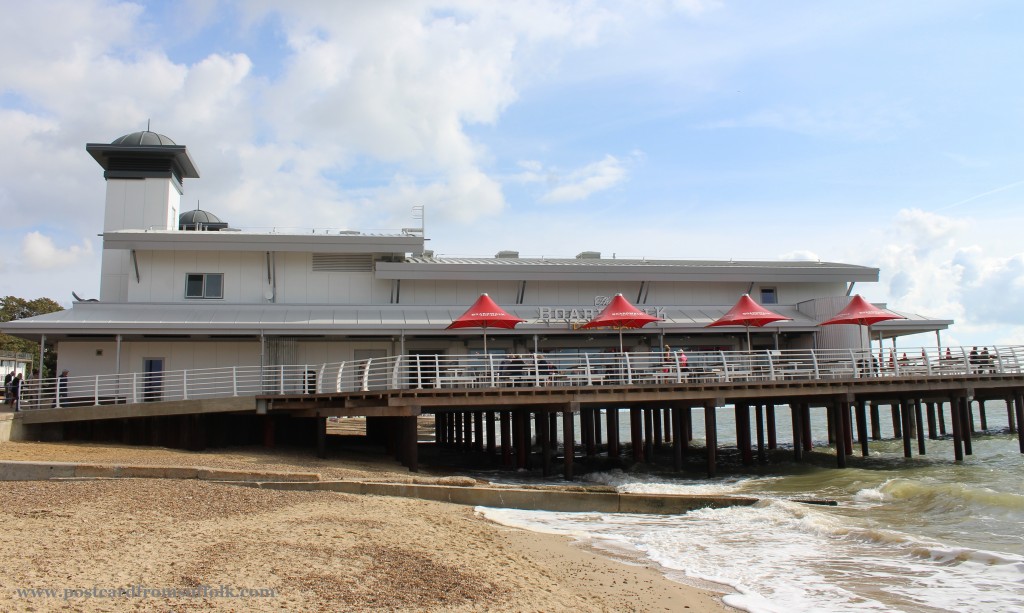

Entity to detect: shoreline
[0,440,733,611]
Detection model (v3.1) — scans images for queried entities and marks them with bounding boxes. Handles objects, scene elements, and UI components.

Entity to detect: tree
[0,296,64,377]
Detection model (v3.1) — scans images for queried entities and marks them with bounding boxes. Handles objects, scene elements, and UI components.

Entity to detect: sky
[1,0,1022,347]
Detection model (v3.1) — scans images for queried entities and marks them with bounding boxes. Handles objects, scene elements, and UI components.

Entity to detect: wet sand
[0,441,730,612]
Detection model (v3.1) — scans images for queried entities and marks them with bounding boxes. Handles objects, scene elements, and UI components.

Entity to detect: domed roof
[111,130,177,146]
[179,209,228,231]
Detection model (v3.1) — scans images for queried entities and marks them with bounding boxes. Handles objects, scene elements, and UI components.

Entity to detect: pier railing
[9,345,1023,411]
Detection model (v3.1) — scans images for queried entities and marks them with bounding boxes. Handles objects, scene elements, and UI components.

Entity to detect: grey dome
[179,209,228,231]
[111,130,177,146]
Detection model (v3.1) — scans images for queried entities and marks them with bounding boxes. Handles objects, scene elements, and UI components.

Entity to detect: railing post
[279,365,285,394]
[132,372,137,404]
[488,354,496,387]
[232,366,238,397]
[924,350,932,376]
[362,358,372,391]
[532,353,541,386]
[336,362,345,392]
[993,347,1003,374]
[625,352,633,384]
[391,355,402,389]
[583,353,593,386]
[849,349,859,379]
[319,363,326,392]
[960,346,971,374]
[415,354,422,389]
[810,351,819,380]
[768,350,776,381]
[893,351,901,377]
[93,375,99,406]
[183,370,188,401]
[719,351,730,383]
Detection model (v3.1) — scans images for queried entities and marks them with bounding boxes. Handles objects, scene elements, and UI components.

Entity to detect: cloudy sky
[1,0,1022,346]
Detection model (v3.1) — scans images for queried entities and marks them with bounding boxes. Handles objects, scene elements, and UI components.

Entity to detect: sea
[476,403,1024,612]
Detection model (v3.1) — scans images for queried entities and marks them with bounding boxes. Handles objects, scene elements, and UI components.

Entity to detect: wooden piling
[801,404,813,452]
[653,407,664,449]
[474,412,484,452]
[607,408,620,459]
[1015,392,1024,454]
[870,401,882,440]
[766,404,777,450]
[926,402,938,440]
[842,401,854,456]
[755,404,766,464]
[967,400,977,433]
[914,400,926,455]
[404,416,418,472]
[978,400,988,431]
[737,404,753,466]
[549,412,558,447]
[582,408,595,459]
[500,411,512,467]
[704,401,718,478]
[937,402,947,436]
[644,407,655,464]
[892,403,903,440]
[950,396,964,461]
[563,405,576,480]
[672,407,684,470]
[900,400,913,458]
[1006,398,1017,434]
[791,403,804,462]
[834,401,847,468]
[316,416,327,459]
[855,401,869,457]
[539,409,552,477]
[630,408,643,462]
[594,408,603,448]
[486,411,496,455]
[960,397,974,456]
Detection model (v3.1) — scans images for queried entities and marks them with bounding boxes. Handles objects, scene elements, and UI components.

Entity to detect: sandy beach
[0,441,729,612]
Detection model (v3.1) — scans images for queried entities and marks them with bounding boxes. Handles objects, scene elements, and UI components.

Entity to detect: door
[143,358,164,402]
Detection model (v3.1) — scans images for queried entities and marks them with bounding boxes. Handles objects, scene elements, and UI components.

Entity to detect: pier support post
[663,407,671,445]
[687,407,695,441]
[926,402,938,440]
[704,401,719,478]
[500,411,512,467]
[582,408,595,459]
[892,403,903,440]
[842,400,853,456]
[801,404,813,452]
[549,412,558,448]
[1006,398,1017,434]
[539,409,552,477]
[563,403,577,480]
[855,400,869,457]
[737,403,753,467]
[870,401,881,440]
[607,408,620,459]
[950,395,964,462]
[791,403,804,462]
[644,407,655,464]
[938,402,947,436]
[435,413,443,446]
[594,408,603,448]
[755,404,766,464]
[486,411,496,456]
[515,412,529,469]
[672,407,684,470]
[961,397,974,455]
[766,404,777,450]
[900,399,913,458]
[833,401,847,468]
[914,400,926,455]
[404,416,419,472]
[978,400,988,431]
[630,408,643,462]
[653,407,664,449]
[474,412,484,452]
[1015,392,1024,453]
[316,416,327,459]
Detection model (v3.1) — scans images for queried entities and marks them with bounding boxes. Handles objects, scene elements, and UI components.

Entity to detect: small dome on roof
[179,209,228,231]
[111,130,177,146]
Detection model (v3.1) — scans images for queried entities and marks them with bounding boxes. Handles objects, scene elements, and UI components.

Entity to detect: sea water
[478,403,1024,612]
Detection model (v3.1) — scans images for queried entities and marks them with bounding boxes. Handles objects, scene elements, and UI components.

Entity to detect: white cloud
[540,155,629,203]
[704,97,919,141]
[20,232,94,271]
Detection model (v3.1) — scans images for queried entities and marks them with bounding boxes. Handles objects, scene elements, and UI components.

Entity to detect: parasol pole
[745,324,752,353]
[483,325,488,355]
[618,327,624,353]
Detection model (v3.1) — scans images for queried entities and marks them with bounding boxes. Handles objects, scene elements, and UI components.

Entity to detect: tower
[86,130,200,301]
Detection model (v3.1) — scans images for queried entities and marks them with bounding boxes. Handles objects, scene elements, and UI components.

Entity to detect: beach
[0,441,729,612]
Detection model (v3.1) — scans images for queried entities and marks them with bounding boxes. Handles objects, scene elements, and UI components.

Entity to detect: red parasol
[706,294,791,350]
[447,293,525,353]
[820,294,904,350]
[580,293,662,352]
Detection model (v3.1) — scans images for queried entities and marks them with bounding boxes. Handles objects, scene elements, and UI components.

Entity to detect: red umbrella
[819,294,904,349]
[447,293,525,353]
[706,294,791,350]
[580,293,663,352]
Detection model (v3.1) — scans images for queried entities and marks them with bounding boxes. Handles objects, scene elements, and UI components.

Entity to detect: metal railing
[7,346,1022,411]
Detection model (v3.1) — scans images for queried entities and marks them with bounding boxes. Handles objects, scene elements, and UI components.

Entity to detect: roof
[0,302,948,339]
[111,130,177,146]
[376,257,880,283]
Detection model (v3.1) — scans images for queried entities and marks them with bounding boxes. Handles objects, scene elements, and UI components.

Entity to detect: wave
[856,477,1024,515]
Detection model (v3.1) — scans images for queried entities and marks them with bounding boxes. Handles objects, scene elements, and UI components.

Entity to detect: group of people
[1,368,70,411]
[3,371,24,410]
[967,346,998,373]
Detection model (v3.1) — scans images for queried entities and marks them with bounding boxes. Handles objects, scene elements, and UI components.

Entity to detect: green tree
[0,296,63,377]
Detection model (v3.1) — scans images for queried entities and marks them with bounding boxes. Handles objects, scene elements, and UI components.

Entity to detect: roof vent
[496,250,519,258]
[576,251,601,260]
[419,250,434,258]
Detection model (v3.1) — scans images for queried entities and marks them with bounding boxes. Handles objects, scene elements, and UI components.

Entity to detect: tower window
[185,273,224,299]
[760,287,777,304]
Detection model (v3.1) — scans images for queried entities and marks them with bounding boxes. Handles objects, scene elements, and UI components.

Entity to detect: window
[185,273,224,299]
[760,287,777,304]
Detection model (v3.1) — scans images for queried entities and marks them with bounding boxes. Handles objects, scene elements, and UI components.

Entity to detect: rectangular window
[760,287,778,304]
[185,273,224,299]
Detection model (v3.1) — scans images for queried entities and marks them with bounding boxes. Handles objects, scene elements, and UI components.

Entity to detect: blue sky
[1,0,1022,346]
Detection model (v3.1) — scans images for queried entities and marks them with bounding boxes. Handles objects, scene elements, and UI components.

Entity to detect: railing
[8,346,1023,411]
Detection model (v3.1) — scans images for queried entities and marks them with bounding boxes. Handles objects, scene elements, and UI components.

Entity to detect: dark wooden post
[842,401,854,456]
[755,404,766,464]
[914,400,926,455]
[791,403,804,462]
[1015,392,1024,454]
[801,404,813,451]
[435,413,443,446]
[644,407,655,463]
[961,397,974,455]
[474,412,484,452]
[486,411,496,455]
[704,401,718,478]
[405,416,419,472]
[967,400,977,433]
[539,409,552,477]
[563,403,577,480]
[687,407,695,441]
[835,401,848,468]
[315,416,327,458]
[515,411,529,469]
[737,403,752,467]
[870,401,882,440]
[455,412,464,450]
[937,402,947,436]
[662,407,671,445]
[1006,398,1017,434]
[766,404,777,450]
[926,402,938,440]
[582,408,595,459]
[891,403,903,440]
[950,395,964,462]
[855,400,869,457]
[500,411,512,467]
[607,408,620,459]
[672,407,684,470]
[630,408,643,461]
[825,403,835,445]
[901,399,913,458]
[549,412,558,447]
[448,412,457,448]
[594,408,603,448]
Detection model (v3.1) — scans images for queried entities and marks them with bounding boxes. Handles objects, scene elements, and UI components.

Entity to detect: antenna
[147,118,151,131]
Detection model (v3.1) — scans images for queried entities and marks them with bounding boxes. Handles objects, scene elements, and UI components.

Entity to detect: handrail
[8,346,1020,411]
